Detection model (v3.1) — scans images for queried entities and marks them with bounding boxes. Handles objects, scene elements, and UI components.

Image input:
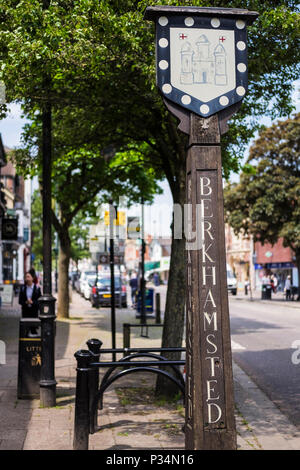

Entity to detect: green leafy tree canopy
[224,113,300,283]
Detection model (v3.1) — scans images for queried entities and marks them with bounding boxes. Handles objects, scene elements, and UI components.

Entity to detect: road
[229,297,300,428]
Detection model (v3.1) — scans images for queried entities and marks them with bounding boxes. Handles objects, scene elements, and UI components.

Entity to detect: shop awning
[144,261,160,272]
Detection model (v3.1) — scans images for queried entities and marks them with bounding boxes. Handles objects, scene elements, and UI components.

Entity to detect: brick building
[225,224,298,292]
[254,238,298,291]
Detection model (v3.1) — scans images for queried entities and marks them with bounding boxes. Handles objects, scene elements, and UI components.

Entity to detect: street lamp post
[38,101,56,408]
[109,200,117,361]
[140,198,146,324]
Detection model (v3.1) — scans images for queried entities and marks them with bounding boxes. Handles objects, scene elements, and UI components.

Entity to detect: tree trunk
[57,232,71,318]
[155,166,186,398]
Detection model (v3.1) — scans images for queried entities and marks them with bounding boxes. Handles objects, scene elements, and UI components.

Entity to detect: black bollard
[73,349,93,450]
[38,295,57,407]
[123,323,131,354]
[155,293,161,324]
[86,338,102,431]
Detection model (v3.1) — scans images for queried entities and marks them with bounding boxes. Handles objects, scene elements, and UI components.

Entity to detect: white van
[226,264,237,295]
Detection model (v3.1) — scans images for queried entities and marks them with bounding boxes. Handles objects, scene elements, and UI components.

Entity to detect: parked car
[83,274,98,300]
[90,276,127,308]
[227,264,237,295]
[79,271,97,296]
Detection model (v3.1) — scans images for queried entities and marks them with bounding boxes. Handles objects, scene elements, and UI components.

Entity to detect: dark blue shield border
[155,15,248,117]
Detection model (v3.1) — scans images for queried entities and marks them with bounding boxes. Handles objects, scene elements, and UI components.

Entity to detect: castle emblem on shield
[180,36,228,86]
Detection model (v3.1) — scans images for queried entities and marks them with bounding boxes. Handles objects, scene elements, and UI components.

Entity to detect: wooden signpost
[144,6,258,450]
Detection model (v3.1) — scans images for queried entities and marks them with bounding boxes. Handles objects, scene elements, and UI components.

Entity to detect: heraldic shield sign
[144,7,258,118]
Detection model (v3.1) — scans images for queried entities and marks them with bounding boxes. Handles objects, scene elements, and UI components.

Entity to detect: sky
[1,81,299,238]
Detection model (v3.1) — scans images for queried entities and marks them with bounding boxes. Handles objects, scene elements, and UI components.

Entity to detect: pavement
[231,288,300,309]
[0,289,300,451]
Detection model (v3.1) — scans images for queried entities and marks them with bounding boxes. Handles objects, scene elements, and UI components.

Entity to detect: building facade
[0,146,31,287]
[225,224,254,292]
[225,223,299,292]
[254,239,298,292]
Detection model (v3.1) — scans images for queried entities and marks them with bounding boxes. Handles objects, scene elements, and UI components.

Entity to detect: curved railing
[73,340,186,450]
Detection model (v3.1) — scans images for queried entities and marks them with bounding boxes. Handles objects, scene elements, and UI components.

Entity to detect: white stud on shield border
[181,95,191,105]
[237,63,247,73]
[237,41,246,51]
[162,84,172,94]
[158,16,168,26]
[236,86,246,96]
[159,60,169,70]
[211,18,220,28]
[219,96,229,106]
[185,17,194,27]
[159,38,168,48]
[200,104,210,115]
[236,20,246,29]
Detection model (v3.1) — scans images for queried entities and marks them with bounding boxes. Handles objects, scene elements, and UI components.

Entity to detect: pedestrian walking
[153,272,160,286]
[19,271,42,335]
[272,274,278,293]
[129,272,138,307]
[284,275,292,301]
[270,275,275,293]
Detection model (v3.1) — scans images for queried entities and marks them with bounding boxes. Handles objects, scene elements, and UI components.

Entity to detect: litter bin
[17,318,41,399]
[261,284,272,300]
[136,288,154,315]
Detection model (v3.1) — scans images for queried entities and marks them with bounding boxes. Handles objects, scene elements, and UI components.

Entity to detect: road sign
[127,216,141,239]
[114,242,125,254]
[99,253,109,264]
[98,251,124,265]
[104,210,126,226]
[145,5,258,451]
[2,218,18,240]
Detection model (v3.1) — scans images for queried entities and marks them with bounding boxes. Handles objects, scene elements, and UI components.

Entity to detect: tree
[224,113,300,298]
[69,212,91,270]
[14,122,162,318]
[87,0,300,395]
[1,0,299,394]
[31,189,91,275]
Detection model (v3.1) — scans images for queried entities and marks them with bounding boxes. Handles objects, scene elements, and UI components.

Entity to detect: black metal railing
[73,339,186,450]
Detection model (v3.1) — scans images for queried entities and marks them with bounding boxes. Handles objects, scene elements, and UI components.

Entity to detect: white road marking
[231,340,246,350]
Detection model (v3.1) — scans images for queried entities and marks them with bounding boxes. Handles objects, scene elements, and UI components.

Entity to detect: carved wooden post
[144,5,258,450]
[185,113,236,449]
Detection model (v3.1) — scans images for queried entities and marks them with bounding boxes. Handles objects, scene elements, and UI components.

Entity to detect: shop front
[255,262,298,292]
